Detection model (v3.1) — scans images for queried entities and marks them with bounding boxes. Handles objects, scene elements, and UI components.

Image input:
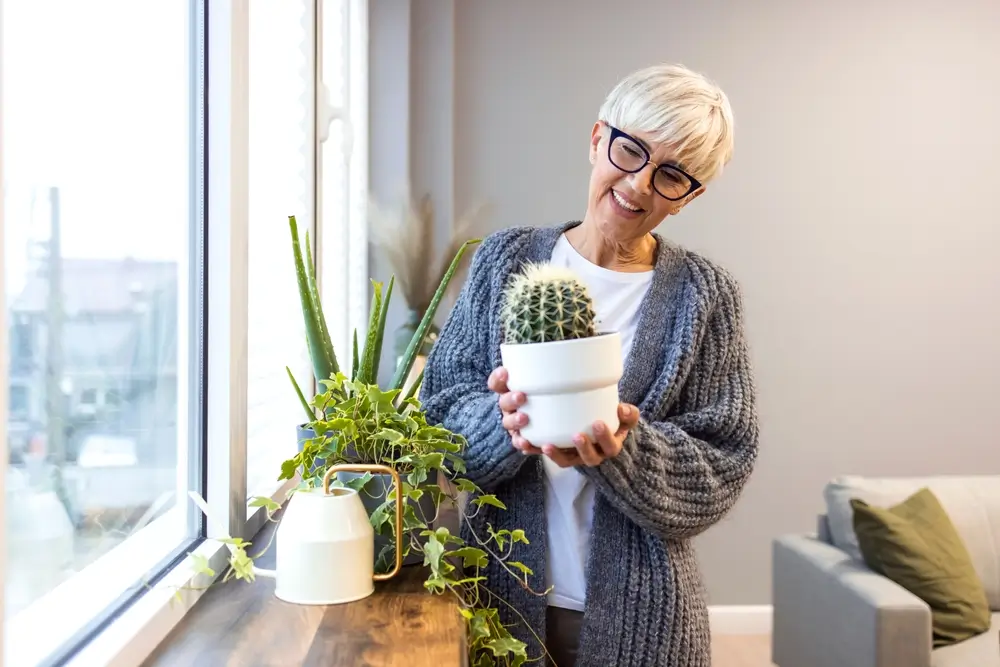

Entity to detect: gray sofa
[772,475,1000,667]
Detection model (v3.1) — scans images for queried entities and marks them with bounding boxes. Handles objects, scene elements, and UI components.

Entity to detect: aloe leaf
[391,238,481,391]
[403,366,424,402]
[351,328,360,381]
[358,281,384,384]
[289,216,337,383]
[369,275,394,384]
[303,226,338,377]
[286,366,314,422]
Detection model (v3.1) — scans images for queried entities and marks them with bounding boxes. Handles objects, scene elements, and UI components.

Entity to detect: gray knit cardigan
[419,221,759,667]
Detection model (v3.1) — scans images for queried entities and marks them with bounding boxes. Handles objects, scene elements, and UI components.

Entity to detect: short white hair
[598,63,735,184]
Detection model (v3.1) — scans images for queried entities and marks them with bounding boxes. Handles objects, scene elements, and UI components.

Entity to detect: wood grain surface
[143,516,466,667]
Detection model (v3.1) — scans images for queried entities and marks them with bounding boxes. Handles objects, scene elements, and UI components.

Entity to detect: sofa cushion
[852,488,991,646]
[932,613,1000,667]
[824,475,1000,609]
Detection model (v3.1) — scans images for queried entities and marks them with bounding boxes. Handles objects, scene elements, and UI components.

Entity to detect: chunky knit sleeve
[418,231,529,491]
[581,268,758,541]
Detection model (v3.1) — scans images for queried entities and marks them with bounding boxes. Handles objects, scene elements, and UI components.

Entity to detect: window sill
[13,478,298,667]
[141,496,466,667]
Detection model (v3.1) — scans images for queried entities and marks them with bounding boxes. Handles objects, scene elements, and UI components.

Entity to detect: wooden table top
[143,516,467,667]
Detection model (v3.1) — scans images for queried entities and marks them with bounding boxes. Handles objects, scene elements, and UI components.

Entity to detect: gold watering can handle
[322,464,404,581]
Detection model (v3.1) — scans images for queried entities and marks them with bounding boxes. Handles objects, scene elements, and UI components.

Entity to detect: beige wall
[371,0,1000,604]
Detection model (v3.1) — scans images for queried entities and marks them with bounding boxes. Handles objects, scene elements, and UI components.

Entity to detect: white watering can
[256,464,404,605]
[192,464,404,606]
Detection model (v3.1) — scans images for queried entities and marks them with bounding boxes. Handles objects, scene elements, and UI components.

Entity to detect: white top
[542,233,654,611]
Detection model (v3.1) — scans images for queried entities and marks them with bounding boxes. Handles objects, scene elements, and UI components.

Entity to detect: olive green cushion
[851,487,991,647]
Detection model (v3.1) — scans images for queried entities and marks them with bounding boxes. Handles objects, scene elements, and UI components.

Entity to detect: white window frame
[0,0,369,664]
[0,1,7,659]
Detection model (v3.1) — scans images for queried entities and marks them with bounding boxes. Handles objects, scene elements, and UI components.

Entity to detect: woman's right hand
[488,366,542,455]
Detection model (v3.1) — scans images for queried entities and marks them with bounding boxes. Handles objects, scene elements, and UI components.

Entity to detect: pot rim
[295,485,360,499]
[499,330,620,350]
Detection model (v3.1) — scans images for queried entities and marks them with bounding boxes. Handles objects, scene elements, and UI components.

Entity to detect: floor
[711,635,775,667]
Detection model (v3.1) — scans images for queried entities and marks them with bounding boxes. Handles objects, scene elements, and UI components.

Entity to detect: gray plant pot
[296,425,434,568]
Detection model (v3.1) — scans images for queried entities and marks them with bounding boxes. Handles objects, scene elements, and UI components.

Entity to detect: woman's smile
[608,188,646,219]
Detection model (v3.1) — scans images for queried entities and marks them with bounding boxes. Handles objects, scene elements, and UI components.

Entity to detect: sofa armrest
[772,534,932,667]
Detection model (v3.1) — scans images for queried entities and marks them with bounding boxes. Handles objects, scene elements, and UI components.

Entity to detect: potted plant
[285,215,472,566]
[186,215,549,665]
[499,263,624,448]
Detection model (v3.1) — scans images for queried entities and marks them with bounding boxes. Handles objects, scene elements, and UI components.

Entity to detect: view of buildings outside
[3,0,189,616]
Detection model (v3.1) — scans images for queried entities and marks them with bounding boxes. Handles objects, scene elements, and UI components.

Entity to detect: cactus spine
[500,263,597,344]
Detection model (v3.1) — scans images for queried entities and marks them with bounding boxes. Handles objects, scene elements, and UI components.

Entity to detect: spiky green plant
[500,263,597,344]
[285,214,480,420]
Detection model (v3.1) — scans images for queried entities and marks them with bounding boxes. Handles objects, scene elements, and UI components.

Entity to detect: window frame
[0,0,370,664]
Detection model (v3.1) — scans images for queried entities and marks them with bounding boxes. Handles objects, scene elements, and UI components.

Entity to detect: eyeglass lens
[609,134,691,200]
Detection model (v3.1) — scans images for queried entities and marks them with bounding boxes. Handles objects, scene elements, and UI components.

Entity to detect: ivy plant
[181,216,549,666]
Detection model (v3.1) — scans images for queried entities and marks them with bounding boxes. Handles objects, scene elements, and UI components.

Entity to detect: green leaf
[423,575,447,594]
[357,280,384,384]
[286,367,314,422]
[509,529,529,545]
[371,275,394,383]
[351,328,360,380]
[456,478,480,494]
[443,452,467,474]
[402,366,424,403]
[419,452,445,469]
[248,496,281,513]
[391,238,482,391]
[423,533,446,574]
[190,553,215,577]
[342,472,374,492]
[472,494,506,510]
[407,487,425,502]
[485,636,527,657]
[218,537,248,547]
[289,215,338,382]
[374,428,405,443]
[407,467,428,488]
[447,546,488,569]
[279,458,299,481]
[469,611,492,643]
[508,561,533,576]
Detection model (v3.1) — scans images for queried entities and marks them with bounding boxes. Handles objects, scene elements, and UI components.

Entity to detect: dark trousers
[545,606,583,667]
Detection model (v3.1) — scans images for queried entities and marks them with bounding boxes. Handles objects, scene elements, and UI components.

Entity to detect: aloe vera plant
[286,214,480,418]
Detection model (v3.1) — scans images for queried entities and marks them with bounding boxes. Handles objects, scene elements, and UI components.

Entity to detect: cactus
[500,263,597,344]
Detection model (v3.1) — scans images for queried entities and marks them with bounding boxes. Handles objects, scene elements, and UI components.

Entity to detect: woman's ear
[589,121,603,164]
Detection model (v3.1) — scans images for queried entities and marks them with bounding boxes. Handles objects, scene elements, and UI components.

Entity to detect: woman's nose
[629,164,656,195]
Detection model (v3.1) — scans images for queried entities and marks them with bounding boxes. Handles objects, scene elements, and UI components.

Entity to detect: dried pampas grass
[369,189,490,317]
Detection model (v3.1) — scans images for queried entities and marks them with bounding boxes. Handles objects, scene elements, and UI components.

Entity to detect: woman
[420,63,758,667]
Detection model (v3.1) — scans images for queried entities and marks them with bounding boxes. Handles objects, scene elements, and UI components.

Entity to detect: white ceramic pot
[500,332,623,449]
[253,464,404,605]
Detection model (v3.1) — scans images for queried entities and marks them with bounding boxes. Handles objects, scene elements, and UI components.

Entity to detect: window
[0,0,369,663]
[2,1,204,664]
[245,0,315,498]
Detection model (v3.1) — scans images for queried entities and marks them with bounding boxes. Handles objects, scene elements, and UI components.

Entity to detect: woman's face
[585,121,703,242]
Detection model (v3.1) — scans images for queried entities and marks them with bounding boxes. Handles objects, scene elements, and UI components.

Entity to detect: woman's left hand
[543,403,640,468]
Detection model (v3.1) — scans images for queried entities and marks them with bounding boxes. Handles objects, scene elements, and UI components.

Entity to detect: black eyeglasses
[605,125,701,201]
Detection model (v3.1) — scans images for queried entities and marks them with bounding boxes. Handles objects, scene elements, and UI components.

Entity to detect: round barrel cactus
[500,263,597,344]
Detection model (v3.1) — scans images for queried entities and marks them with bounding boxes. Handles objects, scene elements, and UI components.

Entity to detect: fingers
[592,421,623,459]
[487,366,510,394]
[615,403,640,439]
[497,390,525,414]
[571,432,604,466]
[502,409,529,432]
[512,433,543,456]
[542,445,582,468]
